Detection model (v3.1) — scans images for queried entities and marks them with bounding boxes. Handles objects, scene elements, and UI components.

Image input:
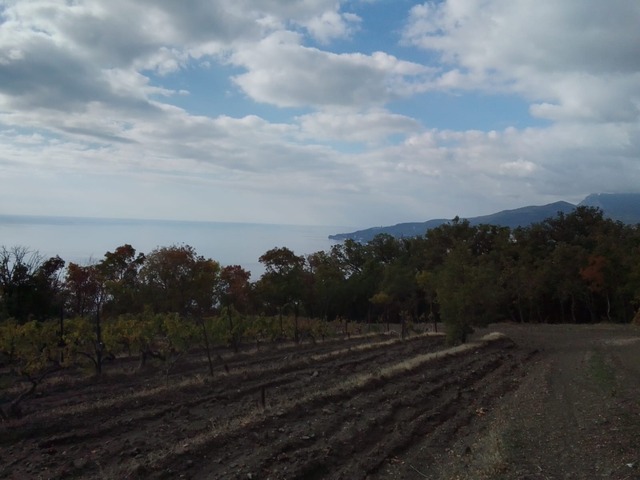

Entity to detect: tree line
[1,206,640,417]
[1,206,640,343]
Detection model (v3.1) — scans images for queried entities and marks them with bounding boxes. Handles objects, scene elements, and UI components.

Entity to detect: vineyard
[0,322,535,480]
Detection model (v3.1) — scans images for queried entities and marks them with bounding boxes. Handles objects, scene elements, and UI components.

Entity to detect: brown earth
[0,323,639,480]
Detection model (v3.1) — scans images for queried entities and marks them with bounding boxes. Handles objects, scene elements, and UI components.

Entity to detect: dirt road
[408,323,640,480]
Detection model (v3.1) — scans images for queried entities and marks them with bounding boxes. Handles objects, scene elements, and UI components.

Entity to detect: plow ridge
[0,332,532,480]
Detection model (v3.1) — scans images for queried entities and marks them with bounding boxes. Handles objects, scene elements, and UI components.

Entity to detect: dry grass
[309,331,443,363]
[230,331,443,378]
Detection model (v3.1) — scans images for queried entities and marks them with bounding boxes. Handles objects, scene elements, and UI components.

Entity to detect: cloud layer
[0,0,638,227]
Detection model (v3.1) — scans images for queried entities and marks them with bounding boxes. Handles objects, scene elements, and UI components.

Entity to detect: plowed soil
[1,324,639,480]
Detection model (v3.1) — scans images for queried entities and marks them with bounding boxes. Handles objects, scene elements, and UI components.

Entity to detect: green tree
[369,291,392,331]
[306,251,345,321]
[435,242,476,344]
[376,258,420,337]
[416,270,438,331]
[330,239,385,322]
[257,247,305,341]
[433,225,510,344]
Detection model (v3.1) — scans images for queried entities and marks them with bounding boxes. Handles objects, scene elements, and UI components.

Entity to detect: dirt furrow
[4,334,395,417]
[72,337,450,478]
[127,336,518,480]
[237,350,509,479]
[0,335,448,479]
[253,345,518,479]
[3,324,637,480]
[1,335,442,450]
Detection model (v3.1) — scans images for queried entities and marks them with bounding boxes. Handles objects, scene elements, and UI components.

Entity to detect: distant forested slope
[330,193,640,242]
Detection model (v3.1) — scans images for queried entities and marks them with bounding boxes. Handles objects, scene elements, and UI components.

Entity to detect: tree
[434,242,476,344]
[329,239,384,322]
[140,245,220,315]
[140,245,221,375]
[190,257,222,375]
[367,234,402,265]
[99,244,145,316]
[0,246,40,321]
[374,259,420,337]
[62,246,144,375]
[330,239,368,277]
[257,247,305,341]
[65,262,100,318]
[369,291,392,331]
[306,251,344,321]
[64,262,107,374]
[432,225,509,344]
[0,247,63,322]
[33,255,66,317]
[218,265,252,313]
[218,265,253,352]
[416,270,438,331]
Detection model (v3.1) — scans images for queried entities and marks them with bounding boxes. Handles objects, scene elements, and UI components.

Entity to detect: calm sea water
[0,215,349,279]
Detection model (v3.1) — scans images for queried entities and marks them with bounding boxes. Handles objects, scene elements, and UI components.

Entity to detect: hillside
[579,193,640,224]
[330,193,640,242]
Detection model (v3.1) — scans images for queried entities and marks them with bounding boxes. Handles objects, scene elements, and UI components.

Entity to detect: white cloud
[230,31,432,108]
[403,0,640,123]
[499,159,537,177]
[301,10,362,44]
[296,109,421,145]
[0,0,639,228]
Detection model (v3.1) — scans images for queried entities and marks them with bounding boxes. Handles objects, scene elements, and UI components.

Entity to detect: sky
[0,0,639,229]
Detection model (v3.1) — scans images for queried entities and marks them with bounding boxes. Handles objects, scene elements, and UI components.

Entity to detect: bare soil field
[1,323,639,480]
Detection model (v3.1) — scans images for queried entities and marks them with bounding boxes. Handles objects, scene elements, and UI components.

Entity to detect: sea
[0,215,351,279]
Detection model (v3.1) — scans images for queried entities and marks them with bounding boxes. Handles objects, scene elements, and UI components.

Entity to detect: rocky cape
[329,193,640,243]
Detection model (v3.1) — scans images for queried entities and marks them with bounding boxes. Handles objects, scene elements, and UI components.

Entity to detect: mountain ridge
[330,193,640,242]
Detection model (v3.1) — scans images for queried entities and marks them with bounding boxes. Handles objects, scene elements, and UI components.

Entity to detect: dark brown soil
[1,324,638,480]
[406,323,640,480]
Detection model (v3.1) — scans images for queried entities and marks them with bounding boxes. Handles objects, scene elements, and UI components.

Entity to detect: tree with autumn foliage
[139,245,222,375]
[99,244,146,316]
[64,262,109,374]
[217,265,253,351]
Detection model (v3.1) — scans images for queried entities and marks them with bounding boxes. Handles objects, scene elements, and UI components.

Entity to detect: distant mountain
[328,218,451,243]
[579,193,640,224]
[329,193,640,242]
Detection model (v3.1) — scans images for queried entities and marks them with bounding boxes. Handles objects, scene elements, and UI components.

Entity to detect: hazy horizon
[0,215,347,278]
